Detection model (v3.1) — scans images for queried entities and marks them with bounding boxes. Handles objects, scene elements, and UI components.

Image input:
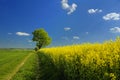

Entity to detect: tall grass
[37,37,120,80]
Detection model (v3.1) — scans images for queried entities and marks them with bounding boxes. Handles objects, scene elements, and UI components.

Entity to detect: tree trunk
[38,45,42,49]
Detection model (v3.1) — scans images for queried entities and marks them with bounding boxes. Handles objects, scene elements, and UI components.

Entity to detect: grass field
[0,49,36,80]
[11,52,37,80]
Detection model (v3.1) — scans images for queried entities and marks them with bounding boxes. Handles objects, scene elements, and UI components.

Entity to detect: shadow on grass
[37,52,67,80]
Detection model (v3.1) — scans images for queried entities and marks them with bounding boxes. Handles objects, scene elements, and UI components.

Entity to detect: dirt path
[36,53,40,80]
[6,52,33,80]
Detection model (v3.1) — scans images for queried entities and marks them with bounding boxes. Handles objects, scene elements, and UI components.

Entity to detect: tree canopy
[32,28,51,50]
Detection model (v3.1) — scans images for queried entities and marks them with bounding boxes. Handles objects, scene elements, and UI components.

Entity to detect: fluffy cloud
[103,13,120,20]
[16,32,30,36]
[61,0,77,15]
[73,36,80,39]
[110,27,120,33]
[88,9,102,14]
[64,27,71,31]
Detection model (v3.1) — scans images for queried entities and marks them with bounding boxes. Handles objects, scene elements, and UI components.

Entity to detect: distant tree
[32,28,51,50]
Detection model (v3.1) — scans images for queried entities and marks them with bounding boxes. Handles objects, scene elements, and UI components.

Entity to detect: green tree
[32,28,51,50]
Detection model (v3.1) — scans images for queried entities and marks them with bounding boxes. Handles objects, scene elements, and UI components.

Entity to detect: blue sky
[0,0,120,48]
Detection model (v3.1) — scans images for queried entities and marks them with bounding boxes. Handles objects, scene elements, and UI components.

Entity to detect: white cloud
[16,32,30,36]
[88,9,102,14]
[103,13,120,20]
[8,33,12,35]
[73,36,80,39]
[110,27,120,33]
[64,27,71,31]
[61,0,77,15]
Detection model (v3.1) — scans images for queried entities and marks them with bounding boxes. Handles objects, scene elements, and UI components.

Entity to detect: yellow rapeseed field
[38,37,120,80]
